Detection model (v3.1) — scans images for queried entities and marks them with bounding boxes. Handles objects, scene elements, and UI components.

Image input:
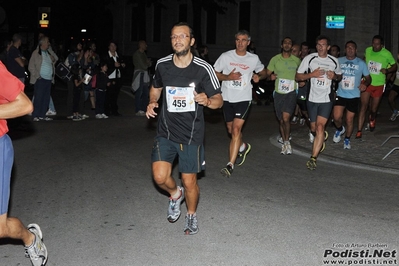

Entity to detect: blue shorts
[0,134,14,215]
[151,137,205,173]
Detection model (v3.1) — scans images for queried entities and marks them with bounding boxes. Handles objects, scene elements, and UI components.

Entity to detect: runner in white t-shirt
[296,35,342,170]
[214,30,267,177]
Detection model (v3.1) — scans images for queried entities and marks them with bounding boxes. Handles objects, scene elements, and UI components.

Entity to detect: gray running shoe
[167,186,184,223]
[235,143,251,166]
[25,223,48,266]
[390,111,399,121]
[220,164,233,177]
[184,214,199,235]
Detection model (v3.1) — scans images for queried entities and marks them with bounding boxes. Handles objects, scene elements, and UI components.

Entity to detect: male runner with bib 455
[146,22,223,235]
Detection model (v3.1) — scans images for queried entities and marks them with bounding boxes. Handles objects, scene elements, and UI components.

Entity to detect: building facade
[109,0,398,63]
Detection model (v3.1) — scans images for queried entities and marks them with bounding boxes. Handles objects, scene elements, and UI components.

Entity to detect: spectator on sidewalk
[132,40,151,116]
[0,38,13,67]
[65,41,85,119]
[7,34,27,83]
[103,40,125,116]
[95,61,110,119]
[31,35,58,117]
[28,36,57,122]
[70,64,85,121]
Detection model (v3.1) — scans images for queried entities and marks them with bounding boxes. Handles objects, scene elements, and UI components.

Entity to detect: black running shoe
[235,143,252,166]
[220,164,233,177]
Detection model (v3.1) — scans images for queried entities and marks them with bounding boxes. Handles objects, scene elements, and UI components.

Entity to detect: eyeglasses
[236,39,249,43]
[170,34,189,40]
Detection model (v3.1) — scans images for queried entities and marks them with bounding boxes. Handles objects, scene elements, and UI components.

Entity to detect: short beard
[174,48,190,57]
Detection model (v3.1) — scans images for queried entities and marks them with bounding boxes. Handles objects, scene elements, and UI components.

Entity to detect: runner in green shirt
[266,37,301,155]
[357,35,397,137]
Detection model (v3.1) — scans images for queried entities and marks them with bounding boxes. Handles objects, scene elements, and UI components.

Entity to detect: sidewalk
[272,97,399,174]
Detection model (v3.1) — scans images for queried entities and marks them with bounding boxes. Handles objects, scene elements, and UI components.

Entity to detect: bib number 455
[173,99,186,108]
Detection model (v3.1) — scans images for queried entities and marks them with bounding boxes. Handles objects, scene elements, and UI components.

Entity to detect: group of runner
[268,34,395,170]
[145,23,397,236]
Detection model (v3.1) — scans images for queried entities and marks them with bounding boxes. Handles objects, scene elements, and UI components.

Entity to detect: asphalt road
[1,84,398,266]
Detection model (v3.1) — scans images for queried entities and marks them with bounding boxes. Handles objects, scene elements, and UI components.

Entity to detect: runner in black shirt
[146,22,222,235]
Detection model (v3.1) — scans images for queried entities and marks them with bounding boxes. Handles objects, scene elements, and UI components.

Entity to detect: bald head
[138,40,147,52]
[291,44,301,58]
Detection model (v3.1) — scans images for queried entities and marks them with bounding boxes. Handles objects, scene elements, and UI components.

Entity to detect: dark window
[131,3,146,41]
[379,0,392,50]
[306,0,321,49]
[153,4,162,42]
[179,4,187,22]
[206,9,217,44]
[239,1,250,31]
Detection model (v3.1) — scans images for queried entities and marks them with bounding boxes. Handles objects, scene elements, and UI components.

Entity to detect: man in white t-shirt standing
[296,35,342,170]
[214,30,267,177]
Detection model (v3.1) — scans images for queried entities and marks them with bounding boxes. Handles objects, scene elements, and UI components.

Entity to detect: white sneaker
[277,135,292,144]
[80,114,89,119]
[333,126,346,143]
[167,186,185,223]
[343,138,351,149]
[280,144,287,155]
[136,110,146,116]
[95,114,103,119]
[72,115,82,121]
[285,143,292,155]
[25,224,48,266]
[308,132,315,143]
[101,114,109,119]
[46,110,56,116]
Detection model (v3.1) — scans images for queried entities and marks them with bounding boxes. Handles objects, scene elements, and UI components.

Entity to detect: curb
[269,135,399,175]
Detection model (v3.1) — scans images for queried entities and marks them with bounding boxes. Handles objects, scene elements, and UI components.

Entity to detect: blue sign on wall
[326,15,345,29]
